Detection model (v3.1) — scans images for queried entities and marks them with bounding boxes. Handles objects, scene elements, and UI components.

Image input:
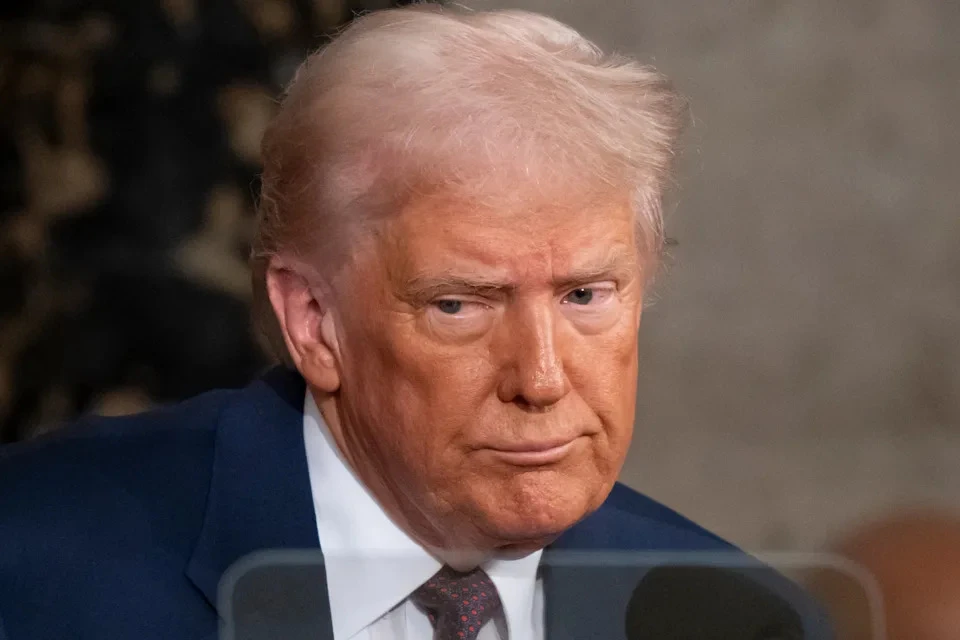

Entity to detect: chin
[477,472,613,546]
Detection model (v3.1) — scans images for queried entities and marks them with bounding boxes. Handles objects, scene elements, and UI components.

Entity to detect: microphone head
[625,565,805,640]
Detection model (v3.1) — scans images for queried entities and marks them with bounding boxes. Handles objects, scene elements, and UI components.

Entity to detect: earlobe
[265,260,342,393]
[304,311,343,393]
[301,334,342,393]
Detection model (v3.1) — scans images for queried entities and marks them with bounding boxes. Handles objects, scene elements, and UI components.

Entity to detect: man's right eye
[424,299,494,341]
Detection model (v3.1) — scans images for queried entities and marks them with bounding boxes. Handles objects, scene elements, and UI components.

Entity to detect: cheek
[573,320,640,420]
[386,324,498,420]
[347,328,496,462]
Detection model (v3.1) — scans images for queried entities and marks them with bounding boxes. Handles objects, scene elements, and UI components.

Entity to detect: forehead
[378,190,641,280]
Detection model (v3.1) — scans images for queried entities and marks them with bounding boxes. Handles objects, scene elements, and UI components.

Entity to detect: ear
[265,259,342,393]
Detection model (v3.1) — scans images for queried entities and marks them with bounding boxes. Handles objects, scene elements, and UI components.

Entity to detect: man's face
[329,190,645,551]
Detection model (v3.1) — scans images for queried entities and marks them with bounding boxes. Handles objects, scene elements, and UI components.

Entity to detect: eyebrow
[398,274,514,304]
[398,246,639,303]
[552,246,639,290]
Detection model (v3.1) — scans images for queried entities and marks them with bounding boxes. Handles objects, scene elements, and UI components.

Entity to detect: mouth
[485,435,587,466]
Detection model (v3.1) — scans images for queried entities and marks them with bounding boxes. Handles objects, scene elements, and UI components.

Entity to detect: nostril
[513,396,556,413]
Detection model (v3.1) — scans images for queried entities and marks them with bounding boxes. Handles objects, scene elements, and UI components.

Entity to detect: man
[0,5,827,640]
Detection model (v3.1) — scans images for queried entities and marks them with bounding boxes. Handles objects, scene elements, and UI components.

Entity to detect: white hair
[252,3,688,359]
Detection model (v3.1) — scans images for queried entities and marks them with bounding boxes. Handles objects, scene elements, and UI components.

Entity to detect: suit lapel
[185,367,322,615]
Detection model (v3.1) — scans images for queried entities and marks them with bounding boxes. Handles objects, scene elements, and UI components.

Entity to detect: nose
[496,302,571,409]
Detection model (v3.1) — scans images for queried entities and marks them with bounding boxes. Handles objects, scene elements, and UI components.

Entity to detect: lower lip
[487,437,584,466]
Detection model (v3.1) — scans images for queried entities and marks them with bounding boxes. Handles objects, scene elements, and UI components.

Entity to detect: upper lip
[486,436,583,452]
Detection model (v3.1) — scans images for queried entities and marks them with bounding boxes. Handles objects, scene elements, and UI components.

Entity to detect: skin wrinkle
[272,185,644,557]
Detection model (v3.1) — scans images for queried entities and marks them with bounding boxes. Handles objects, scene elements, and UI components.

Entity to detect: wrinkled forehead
[365,186,644,285]
[304,160,649,293]
[391,183,636,237]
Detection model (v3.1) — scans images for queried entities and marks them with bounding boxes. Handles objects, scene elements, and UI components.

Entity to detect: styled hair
[251,3,688,361]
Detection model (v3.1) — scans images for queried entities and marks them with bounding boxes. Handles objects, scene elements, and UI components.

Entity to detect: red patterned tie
[412,565,503,640]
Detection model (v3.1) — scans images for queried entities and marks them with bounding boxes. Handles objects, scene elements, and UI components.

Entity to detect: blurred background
[0,0,957,569]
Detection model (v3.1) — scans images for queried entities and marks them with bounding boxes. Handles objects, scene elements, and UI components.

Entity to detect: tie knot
[412,565,502,640]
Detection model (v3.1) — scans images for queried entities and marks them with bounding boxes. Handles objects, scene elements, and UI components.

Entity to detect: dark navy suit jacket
[0,367,830,639]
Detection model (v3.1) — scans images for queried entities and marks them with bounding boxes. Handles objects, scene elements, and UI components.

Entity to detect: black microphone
[624,565,805,640]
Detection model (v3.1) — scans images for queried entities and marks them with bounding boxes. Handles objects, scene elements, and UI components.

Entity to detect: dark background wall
[0,0,418,442]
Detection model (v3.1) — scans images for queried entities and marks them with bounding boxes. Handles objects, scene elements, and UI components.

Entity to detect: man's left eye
[564,288,596,305]
[562,286,617,308]
[566,288,594,305]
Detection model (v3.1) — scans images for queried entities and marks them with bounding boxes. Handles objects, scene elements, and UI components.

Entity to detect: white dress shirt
[303,392,545,640]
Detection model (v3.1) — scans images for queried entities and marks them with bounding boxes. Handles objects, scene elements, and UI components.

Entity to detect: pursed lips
[482,434,590,466]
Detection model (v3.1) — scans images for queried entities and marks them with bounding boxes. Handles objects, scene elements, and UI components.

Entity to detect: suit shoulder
[0,389,242,640]
[1,386,232,466]
[0,387,235,542]
[602,483,733,546]
[554,482,735,552]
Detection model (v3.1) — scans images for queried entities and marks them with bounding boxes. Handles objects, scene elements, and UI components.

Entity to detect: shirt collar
[484,552,543,640]
[304,392,440,639]
[303,391,542,640]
